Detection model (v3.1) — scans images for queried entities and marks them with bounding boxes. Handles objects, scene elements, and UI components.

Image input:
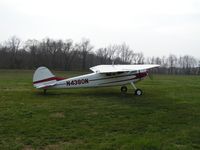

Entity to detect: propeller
[147,70,154,80]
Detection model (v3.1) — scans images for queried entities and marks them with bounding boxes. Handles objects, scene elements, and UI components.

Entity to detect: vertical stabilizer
[33,66,55,83]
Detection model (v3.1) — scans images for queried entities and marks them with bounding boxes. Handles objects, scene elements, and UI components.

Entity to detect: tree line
[0,36,199,75]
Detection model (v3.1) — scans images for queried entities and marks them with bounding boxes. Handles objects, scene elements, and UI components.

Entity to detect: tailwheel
[43,89,47,95]
[135,89,143,96]
[121,86,127,93]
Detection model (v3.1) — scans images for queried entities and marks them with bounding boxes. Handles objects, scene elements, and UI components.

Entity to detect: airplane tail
[33,66,55,83]
[33,67,55,88]
[33,66,63,89]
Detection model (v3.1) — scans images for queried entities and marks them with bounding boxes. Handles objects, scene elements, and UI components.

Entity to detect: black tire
[43,89,47,94]
[135,89,142,96]
[121,86,127,93]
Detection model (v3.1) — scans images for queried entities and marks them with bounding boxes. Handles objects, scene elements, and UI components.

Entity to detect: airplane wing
[90,64,160,73]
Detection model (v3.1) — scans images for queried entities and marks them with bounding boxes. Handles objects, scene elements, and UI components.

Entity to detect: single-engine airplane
[33,64,159,95]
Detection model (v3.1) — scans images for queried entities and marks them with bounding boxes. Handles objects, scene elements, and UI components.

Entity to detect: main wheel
[135,89,142,96]
[121,86,127,93]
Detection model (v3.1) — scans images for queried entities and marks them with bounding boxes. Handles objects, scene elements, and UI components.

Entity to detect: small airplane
[33,64,159,95]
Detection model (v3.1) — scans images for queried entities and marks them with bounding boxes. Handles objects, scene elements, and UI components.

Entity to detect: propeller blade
[147,70,153,80]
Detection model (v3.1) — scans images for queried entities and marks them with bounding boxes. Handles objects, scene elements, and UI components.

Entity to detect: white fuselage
[53,70,147,89]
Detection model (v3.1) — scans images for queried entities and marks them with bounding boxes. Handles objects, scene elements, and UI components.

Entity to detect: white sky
[0,0,200,57]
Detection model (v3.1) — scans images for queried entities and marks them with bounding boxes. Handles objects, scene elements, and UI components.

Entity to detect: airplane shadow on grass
[33,87,146,104]
[36,89,132,97]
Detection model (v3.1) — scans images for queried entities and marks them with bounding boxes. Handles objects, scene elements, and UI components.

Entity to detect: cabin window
[106,73,113,76]
[106,72,124,76]
[106,73,116,76]
[130,71,137,74]
[116,72,124,75]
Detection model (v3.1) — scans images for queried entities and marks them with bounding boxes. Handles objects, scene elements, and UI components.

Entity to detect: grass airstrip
[0,70,200,150]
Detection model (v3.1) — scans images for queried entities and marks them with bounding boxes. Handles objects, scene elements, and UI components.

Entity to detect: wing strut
[131,82,137,90]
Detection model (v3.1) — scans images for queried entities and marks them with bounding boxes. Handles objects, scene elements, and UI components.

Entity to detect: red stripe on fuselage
[33,77,65,84]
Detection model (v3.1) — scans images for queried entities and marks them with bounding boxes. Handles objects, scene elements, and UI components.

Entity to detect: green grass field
[0,70,200,150]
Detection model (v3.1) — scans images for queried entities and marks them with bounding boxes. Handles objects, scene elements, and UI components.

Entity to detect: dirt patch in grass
[23,140,85,150]
[23,145,34,150]
[44,144,60,150]
[50,112,65,118]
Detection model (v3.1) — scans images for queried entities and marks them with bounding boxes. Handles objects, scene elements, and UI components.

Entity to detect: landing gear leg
[131,82,143,96]
[121,86,128,94]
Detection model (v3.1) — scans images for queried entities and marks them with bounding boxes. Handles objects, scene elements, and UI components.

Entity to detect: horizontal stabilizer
[34,80,57,89]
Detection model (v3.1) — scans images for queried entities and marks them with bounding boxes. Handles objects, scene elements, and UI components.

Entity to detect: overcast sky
[0,0,200,57]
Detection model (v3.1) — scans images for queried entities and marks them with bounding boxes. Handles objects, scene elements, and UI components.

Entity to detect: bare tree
[24,39,39,68]
[5,36,21,68]
[62,39,78,71]
[183,55,197,74]
[117,43,133,64]
[168,54,177,74]
[5,36,21,52]
[106,44,119,64]
[77,38,93,70]
[0,44,9,68]
[132,52,144,64]
[96,48,109,64]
